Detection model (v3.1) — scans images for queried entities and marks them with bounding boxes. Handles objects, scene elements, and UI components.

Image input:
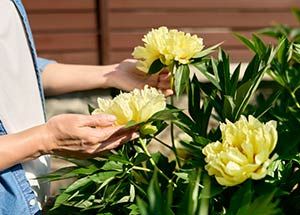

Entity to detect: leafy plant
[45,18,300,214]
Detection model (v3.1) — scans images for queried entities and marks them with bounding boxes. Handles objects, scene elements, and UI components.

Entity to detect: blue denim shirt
[0,0,55,214]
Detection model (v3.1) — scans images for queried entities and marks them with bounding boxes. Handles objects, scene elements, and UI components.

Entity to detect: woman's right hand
[42,114,138,158]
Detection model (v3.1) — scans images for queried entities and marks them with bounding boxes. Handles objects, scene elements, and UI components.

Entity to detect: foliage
[45,14,300,215]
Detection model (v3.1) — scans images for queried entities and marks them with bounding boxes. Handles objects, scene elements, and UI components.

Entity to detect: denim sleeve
[36,57,57,72]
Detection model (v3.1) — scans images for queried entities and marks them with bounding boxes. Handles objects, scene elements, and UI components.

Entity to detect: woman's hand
[109,59,173,96]
[43,114,138,158]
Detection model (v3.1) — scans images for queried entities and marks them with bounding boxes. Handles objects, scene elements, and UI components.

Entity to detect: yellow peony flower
[202,116,277,186]
[92,86,166,125]
[132,26,204,73]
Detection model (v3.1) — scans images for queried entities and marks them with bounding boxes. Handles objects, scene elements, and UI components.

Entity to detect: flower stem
[153,136,173,150]
[290,91,300,109]
[169,64,182,168]
[139,138,176,187]
[198,174,211,215]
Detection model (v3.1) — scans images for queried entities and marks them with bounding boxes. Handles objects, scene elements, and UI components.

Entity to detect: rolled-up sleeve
[36,57,57,72]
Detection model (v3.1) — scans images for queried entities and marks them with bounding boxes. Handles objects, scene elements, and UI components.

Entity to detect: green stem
[169,64,182,168]
[132,166,152,172]
[198,174,211,215]
[153,136,173,150]
[139,138,176,187]
[290,91,300,109]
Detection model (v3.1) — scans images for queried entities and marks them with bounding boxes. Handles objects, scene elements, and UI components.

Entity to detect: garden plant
[44,10,300,215]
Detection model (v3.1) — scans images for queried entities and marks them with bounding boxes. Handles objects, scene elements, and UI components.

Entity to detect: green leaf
[174,64,190,97]
[124,120,139,129]
[178,169,201,215]
[234,33,256,53]
[192,61,221,90]
[292,7,300,23]
[193,42,222,59]
[227,181,282,215]
[88,104,96,114]
[229,63,241,96]
[223,95,235,119]
[227,181,254,215]
[65,176,93,193]
[136,197,149,215]
[51,192,72,210]
[109,154,131,164]
[188,75,202,125]
[133,153,150,165]
[150,108,181,121]
[237,191,281,215]
[148,59,165,74]
[252,34,267,57]
[254,91,281,118]
[89,171,119,184]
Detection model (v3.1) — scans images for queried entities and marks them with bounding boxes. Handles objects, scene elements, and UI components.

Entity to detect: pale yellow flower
[92,86,166,125]
[202,116,277,186]
[132,26,204,73]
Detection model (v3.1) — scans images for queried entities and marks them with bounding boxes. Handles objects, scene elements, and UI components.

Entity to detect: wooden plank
[39,51,99,65]
[28,13,97,32]
[34,33,98,51]
[108,11,298,29]
[108,0,300,10]
[99,0,110,64]
[23,0,96,11]
[109,31,277,50]
[107,49,253,64]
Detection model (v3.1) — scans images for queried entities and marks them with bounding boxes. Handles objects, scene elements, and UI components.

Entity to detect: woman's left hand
[110,59,173,96]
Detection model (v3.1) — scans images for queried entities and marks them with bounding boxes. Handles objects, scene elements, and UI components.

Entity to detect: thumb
[83,114,116,127]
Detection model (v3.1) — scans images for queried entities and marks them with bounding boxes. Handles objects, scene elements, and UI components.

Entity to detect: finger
[82,114,116,127]
[95,131,139,152]
[78,126,124,144]
[162,89,174,97]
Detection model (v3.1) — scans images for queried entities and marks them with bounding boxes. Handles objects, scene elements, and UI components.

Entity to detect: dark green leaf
[148,59,165,74]
[89,171,119,184]
[234,33,256,53]
[88,104,95,115]
[65,176,93,193]
[174,64,190,97]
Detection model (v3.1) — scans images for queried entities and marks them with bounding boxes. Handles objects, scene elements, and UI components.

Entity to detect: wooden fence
[23,0,300,65]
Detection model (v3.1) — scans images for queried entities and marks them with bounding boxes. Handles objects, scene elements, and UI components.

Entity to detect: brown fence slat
[40,51,99,65]
[108,0,300,10]
[23,0,96,11]
[108,49,253,64]
[109,31,277,50]
[108,11,298,30]
[29,13,97,32]
[34,33,98,51]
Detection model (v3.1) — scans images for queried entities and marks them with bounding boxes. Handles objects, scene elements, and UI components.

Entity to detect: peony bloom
[92,86,166,125]
[132,26,204,73]
[202,116,277,186]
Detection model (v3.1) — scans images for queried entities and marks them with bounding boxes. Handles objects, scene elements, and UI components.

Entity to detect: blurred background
[22,0,300,194]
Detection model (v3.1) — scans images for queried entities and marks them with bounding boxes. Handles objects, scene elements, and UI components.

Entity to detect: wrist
[100,64,119,89]
[35,124,55,155]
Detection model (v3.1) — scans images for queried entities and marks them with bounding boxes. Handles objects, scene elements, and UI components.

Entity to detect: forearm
[0,125,48,171]
[42,63,117,96]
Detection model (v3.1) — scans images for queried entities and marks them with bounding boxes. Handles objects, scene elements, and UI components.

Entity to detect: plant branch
[138,138,176,187]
